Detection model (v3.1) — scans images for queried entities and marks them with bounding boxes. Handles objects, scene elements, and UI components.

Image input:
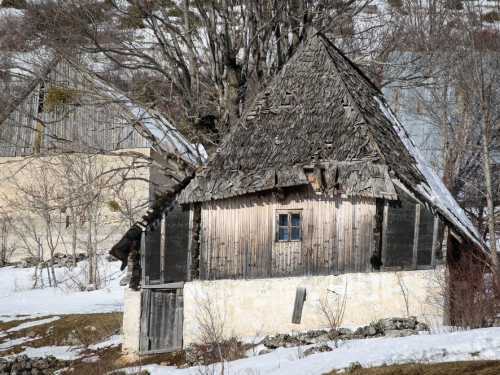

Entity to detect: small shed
[116,30,485,358]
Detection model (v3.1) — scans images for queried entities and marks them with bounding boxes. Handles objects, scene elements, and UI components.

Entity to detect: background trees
[1,0,500,265]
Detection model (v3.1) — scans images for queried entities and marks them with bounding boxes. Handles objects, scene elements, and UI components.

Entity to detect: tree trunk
[88,217,94,287]
[70,206,77,268]
[481,120,499,274]
[49,248,58,288]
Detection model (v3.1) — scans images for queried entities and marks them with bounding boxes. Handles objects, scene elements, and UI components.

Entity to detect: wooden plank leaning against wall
[199,184,376,280]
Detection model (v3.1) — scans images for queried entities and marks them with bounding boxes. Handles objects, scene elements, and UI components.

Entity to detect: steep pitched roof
[180,31,483,247]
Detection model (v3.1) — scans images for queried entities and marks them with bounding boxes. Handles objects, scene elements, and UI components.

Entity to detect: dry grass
[323,360,500,374]
[0,312,123,355]
[0,312,187,374]
[190,337,252,365]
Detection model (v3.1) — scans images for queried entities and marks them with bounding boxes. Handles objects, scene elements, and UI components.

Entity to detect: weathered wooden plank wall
[199,185,376,280]
[0,61,151,156]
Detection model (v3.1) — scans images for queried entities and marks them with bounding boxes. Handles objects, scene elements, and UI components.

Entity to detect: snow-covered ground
[1,261,500,374]
[0,260,126,321]
[130,328,500,375]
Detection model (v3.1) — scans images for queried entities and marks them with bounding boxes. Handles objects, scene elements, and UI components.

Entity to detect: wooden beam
[412,204,421,270]
[140,236,146,287]
[142,282,185,289]
[292,287,307,324]
[381,201,389,272]
[160,214,166,284]
[431,216,439,268]
[139,289,151,353]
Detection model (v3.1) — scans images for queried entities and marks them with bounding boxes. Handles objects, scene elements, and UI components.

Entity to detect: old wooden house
[116,30,485,358]
[0,57,201,261]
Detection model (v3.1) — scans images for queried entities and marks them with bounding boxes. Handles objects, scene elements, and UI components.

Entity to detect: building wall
[122,288,142,362]
[0,61,151,157]
[183,269,445,346]
[0,149,158,262]
[200,186,376,280]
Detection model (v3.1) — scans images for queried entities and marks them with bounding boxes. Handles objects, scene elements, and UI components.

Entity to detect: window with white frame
[277,210,301,241]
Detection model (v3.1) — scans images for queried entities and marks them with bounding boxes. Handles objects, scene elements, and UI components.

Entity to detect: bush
[483,11,500,24]
[1,0,26,9]
[386,0,403,8]
[429,265,500,329]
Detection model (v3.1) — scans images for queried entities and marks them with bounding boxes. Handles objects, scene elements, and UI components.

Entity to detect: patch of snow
[122,328,500,375]
[88,334,122,350]
[374,96,483,248]
[0,336,38,352]
[7,316,61,332]
[0,260,126,321]
[17,346,83,361]
[82,355,100,363]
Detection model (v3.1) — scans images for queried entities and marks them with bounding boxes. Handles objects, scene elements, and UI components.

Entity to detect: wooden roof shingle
[179,30,483,248]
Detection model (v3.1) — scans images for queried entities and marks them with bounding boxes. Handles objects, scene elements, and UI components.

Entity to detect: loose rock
[303,345,333,356]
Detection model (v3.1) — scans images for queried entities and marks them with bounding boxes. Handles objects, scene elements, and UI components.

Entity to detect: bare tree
[16,0,389,146]
[0,211,15,266]
[316,280,350,348]
[8,160,66,287]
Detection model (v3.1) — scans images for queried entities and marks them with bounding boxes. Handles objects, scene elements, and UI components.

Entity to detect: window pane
[279,227,289,240]
[279,214,288,226]
[291,214,300,226]
[291,227,300,240]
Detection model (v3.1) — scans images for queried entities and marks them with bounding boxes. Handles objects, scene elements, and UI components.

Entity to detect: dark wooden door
[140,288,183,353]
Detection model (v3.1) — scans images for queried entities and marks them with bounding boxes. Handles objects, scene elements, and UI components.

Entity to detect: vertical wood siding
[199,185,376,280]
[0,61,151,156]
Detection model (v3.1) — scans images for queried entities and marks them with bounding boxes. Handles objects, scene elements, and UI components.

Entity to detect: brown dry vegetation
[0,312,186,374]
[0,312,123,353]
[324,360,500,375]
[2,312,500,374]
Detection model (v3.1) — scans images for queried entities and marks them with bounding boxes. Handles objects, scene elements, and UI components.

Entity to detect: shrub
[43,84,80,115]
[1,0,26,9]
[483,11,500,24]
[387,0,403,8]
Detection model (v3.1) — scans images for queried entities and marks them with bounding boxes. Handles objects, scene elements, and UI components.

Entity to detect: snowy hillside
[0,260,126,320]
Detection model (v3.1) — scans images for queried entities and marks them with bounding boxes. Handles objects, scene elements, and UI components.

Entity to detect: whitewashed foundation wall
[121,268,445,358]
[182,269,445,346]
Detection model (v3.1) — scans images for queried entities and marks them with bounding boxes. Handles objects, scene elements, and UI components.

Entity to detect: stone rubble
[0,355,69,375]
[2,253,118,269]
[183,317,430,367]
[483,316,500,328]
[260,316,430,351]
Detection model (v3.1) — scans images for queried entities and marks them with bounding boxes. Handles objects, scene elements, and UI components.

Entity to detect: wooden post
[381,201,389,272]
[412,204,421,270]
[292,287,307,324]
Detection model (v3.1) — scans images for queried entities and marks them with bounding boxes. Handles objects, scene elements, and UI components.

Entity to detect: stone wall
[183,269,445,346]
